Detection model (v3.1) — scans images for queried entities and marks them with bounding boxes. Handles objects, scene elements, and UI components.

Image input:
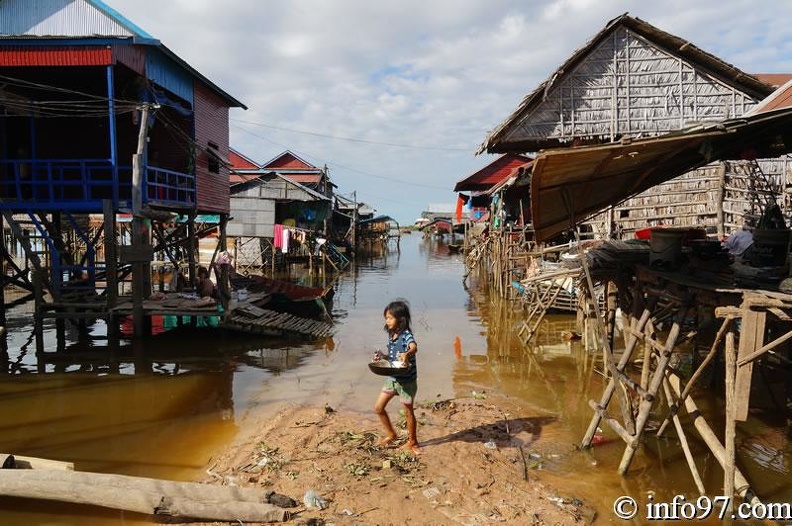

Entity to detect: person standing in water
[373,300,420,455]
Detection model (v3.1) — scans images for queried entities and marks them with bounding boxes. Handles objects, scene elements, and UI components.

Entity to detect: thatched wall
[513,27,759,145]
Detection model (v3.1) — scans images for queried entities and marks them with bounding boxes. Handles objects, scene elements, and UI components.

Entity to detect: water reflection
[0,233,789,525]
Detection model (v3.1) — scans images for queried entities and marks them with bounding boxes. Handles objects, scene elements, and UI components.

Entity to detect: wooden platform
[223,307,334,339]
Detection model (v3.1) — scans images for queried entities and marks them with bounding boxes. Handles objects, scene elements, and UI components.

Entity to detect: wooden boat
[447,243,464,254]
[231,272,334,321]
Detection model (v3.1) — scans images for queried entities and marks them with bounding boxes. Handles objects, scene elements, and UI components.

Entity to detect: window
[207,141,220,174]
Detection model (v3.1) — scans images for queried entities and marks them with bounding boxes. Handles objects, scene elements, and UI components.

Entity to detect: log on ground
[0,470,289,523]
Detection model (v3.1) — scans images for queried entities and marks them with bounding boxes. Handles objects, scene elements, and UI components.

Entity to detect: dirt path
[197,395,597,525]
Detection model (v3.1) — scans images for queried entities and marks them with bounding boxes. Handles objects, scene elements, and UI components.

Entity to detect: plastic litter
[303,489,328,510]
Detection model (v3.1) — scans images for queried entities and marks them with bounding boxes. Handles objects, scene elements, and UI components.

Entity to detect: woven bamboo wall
[515,27,758,144]
[583,156,792,239]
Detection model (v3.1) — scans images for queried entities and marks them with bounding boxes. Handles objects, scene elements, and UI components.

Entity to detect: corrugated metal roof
[753,73,792,88]
[748,79,792,115]
[0,0,247,109]
[0,46,112,66]
[282,173,322,185]
[529,107,792,242]
[454,153,532,192]
[262,150,320,171]
[229,148,261,170]
[0,0,142,38]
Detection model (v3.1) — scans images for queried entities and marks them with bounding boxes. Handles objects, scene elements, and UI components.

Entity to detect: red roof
[230,149,260,170]
[752,79,792,114]
[753,73,792,88]
[282,173,322,185]
[0,47,112,66]
[262,151,319,171]
[229,172,260,184]
[454,154,532,192]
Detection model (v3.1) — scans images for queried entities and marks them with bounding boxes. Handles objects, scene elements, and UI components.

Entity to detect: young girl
[373,300,420,455]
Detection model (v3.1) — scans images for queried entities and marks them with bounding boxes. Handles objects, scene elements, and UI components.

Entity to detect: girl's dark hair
[384,300,411,334]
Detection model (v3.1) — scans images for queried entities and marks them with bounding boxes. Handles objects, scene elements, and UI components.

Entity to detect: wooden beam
[0,470,288,523]
[734,307,764,420]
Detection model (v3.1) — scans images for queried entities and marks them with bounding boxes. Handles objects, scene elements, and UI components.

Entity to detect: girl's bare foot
[377,435,397,447]
[401,442,422,456]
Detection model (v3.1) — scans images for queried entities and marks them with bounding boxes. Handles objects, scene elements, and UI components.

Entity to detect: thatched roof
[479,13,776,154]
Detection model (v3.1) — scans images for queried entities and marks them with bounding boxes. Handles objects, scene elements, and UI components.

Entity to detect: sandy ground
[196,394,598,525]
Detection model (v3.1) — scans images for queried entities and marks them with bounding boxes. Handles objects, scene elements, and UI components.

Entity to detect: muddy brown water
[0,233,789,524]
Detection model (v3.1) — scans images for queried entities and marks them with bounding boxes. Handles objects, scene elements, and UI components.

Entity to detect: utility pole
[351,190,357,251]
[130,103,153,337]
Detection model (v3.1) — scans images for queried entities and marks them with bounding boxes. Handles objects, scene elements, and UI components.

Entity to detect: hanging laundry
[282,228,290,253]
[273,224,284,249]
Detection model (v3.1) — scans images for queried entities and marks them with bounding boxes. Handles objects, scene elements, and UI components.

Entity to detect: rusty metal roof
[529,107,792,242]
[453,153,532,192]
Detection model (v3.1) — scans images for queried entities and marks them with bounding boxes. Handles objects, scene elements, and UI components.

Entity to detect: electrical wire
[232,118,470,152]
[231,124,453,191]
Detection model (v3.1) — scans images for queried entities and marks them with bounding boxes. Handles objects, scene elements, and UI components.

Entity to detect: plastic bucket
[650,229,684,268]
[750,228,791,267]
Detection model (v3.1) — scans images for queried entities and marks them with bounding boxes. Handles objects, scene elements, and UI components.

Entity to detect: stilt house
[0,0,245,297]
[228,148,333,273]
[479,13,790,239]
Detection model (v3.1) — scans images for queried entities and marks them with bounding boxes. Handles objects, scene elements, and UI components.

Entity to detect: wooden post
[716,162,726,239]
[618,301,689,474]
[581,298,656,447]
[661,377,706,495]
[32,269,44,355]
[724,330,737,513]
[657,316,732,436]
[0,212,5,335]
[218,214,230,313]
[103,200,119,343]
[667,371,760,507]
[735,303,764,421]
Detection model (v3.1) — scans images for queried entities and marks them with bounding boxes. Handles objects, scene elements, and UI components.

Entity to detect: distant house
[479,12,788,239]
[0,0,245,292]
[261,150,335,199]
[0,0,245,215]
[454,154,533,224]
[421,203,456,222]
[228,148,332,271]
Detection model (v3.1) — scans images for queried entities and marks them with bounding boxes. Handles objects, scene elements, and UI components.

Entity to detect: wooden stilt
[735,305,764,421]
[666,371,760,507]
[657,316,732,436]
[660,377,706,495]
[581,297,657,447]
[724,330,737,514]
[618,299,689,474]
[104,200,119,345]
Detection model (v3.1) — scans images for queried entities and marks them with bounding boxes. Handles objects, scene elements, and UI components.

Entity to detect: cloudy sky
[104,0,792,224]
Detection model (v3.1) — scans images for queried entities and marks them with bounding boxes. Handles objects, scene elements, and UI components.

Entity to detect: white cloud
[104,0,792,223]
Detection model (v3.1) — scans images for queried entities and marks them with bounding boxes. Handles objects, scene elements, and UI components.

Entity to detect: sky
[103,0,792,225]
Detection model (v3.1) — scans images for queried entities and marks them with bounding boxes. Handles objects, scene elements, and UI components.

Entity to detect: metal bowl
[368,359,410,376]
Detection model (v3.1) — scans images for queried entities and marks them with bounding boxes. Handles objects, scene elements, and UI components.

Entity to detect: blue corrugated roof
[89,0,154,40]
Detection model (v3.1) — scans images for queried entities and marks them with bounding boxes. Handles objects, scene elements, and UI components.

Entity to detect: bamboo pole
[581,298,656,447]
[618,300,689,474]
[666,371,760,507]
[660,378,706,495]
[657,316,732,436]
[724,331,737,513]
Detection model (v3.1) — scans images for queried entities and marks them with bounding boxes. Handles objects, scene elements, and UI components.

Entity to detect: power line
[232,118,471,152]
[231,124,454,191]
